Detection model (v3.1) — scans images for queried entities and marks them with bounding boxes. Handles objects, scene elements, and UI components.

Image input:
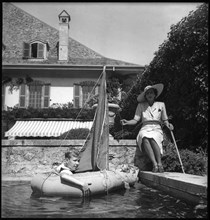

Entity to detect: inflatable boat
[31,170,138,197]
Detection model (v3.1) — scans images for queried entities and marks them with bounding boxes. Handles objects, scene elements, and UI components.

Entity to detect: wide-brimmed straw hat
[137,83,164,102]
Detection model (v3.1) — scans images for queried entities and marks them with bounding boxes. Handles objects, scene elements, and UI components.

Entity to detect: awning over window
[5,120,93,137]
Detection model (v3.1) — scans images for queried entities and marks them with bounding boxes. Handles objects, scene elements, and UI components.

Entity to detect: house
[2,2,144,139]
[2,3,144,110]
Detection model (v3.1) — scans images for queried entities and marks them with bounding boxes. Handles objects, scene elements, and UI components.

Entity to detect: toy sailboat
[31,66,138,197]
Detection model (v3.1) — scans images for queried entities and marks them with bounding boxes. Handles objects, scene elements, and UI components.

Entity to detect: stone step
[139,171,207,204]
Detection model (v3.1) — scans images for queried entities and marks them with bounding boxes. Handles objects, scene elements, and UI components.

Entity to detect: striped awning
[5,120,93,137]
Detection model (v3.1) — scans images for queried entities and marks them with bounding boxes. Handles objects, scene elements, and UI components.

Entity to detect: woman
[121,83,173,173]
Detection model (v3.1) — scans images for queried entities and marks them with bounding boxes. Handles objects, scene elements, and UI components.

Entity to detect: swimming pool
[1,181,207,218]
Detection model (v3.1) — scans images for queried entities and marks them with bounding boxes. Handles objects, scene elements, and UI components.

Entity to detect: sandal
[158,165,164,173]
[152,165,158,173]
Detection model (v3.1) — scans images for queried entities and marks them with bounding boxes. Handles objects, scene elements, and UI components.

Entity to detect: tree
[2,75,33,92]
[115,3,208,151]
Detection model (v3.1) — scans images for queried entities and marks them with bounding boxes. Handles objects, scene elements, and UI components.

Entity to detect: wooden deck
[139,171,207,204]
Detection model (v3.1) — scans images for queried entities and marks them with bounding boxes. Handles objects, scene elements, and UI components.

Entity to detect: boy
[53,151,90,197]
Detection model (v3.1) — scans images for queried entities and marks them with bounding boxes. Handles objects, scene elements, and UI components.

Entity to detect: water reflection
[1,181,207,218]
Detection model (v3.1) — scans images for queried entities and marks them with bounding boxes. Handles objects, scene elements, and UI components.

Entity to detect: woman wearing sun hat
[121,83,173,173]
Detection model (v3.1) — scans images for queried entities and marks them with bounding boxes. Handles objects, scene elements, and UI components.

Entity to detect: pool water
[1,181,207,218]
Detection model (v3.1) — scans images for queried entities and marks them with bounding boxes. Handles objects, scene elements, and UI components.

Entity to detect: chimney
[58,10,71,61]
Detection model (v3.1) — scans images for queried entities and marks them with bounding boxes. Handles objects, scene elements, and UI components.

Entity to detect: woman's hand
[120,119,128,126]
[166,123,174,130]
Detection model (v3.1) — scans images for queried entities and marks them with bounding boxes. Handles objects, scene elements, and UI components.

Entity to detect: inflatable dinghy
[31,170,138,197]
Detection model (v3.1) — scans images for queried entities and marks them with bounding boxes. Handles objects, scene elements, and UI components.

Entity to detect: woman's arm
[121,119,138,126]
[161,103,174,130]
[121,104,141,126]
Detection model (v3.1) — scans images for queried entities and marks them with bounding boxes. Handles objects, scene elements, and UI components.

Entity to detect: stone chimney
[58,10,71,61]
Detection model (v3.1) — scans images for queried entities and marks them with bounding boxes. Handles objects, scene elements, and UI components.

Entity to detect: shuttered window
[74,85,80,108]
[38,43,44,58]
[29,84,42,108]
[19,82,50,109]
[82,85,95,106]
[2,85,5,110]
[23,42,30,58]
[23,41,46,59]
[43,85,50,108]
[31,43,44,58]
[74,82,98,108]
[19,84,26,108]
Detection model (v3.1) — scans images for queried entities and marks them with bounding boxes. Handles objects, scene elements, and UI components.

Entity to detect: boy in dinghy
[53,151,90,197]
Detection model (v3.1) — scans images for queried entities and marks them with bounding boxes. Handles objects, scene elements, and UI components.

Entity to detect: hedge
[59,128,89,140]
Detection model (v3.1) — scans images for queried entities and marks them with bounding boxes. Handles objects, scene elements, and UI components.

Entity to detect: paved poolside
[139,171,207,204]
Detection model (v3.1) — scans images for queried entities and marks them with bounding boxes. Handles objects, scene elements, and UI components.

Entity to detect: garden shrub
[2,107,95,121]
[59,128,90,140]
[162,143,207,176]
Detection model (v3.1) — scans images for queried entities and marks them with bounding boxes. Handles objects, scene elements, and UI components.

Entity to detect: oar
[170,130,185,174]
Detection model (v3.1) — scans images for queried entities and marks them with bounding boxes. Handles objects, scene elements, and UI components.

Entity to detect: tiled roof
[2,3,139,66]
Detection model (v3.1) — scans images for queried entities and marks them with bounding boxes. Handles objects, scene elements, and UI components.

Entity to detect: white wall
[5,87,19,108]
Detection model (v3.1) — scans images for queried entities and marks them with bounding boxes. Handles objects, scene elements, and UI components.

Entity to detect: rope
[40,171,59,196]
[101,169,109,195]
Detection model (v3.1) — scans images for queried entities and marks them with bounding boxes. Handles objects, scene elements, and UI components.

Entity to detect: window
[43,85,50,108]
[74,81,98,108]
[31,43,44,58]
[74,84,80,108]
[82,86,94,107]
[23,41,48,59]
[19,84,26,108]
[19,81,50,109]
[29,84,42,108]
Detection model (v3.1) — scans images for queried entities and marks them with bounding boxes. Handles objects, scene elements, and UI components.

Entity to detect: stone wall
[2,145,142,177]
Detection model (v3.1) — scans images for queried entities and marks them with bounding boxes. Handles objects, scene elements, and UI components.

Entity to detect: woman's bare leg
[142,137,157,167]
[150,138,162,166]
